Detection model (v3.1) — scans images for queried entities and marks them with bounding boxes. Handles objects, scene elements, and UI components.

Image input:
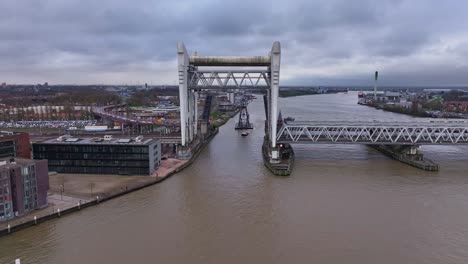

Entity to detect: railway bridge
[159,41,468,175]
[274,120,468,172]
[176,41,468,174]
[277,121,468,145]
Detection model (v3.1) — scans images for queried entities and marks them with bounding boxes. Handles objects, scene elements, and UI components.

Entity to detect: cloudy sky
[1,0,468,86]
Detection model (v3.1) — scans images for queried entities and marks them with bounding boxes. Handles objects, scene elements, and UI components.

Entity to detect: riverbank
[279,90,347,98]
[0,173,169,237]
[212,109,239,127]
[359,101,467,119]
[0,124,222,237]
[359,102,431,117]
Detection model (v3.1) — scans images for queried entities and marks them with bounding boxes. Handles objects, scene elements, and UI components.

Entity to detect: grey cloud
[0,0,467,85]
[363,28,431,57]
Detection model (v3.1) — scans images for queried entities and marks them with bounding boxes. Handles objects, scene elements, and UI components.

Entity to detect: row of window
[0,201,11,208]
[0,201,13,221]
[21,164,39,213]
[0,145,15,151]
[49,166,150,175]
[0,195,11,202]
[34,152,150,161]
[33,145,150,154]
[0,186,9,195]
[0,141,15,147]
[47,160,149,167]
[0,141,15,159]
[24,199,38,211]
[0,150,15,158]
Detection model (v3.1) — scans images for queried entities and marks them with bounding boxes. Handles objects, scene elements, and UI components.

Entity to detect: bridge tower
[177,41,281,161]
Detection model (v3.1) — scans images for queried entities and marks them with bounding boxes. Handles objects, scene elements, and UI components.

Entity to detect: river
[1,92,468,264]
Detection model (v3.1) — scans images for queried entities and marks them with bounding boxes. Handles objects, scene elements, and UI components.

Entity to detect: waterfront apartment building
[32,135,161,175]
[0,131,31,159]
[0,158,49,221]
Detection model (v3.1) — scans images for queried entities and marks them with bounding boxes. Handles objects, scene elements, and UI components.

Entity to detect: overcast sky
[1,0,468,86]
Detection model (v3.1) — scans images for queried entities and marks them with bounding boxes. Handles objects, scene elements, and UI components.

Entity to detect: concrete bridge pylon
[177,41,281,161]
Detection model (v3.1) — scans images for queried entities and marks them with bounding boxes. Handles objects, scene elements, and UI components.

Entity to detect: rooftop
[36,135,158,146]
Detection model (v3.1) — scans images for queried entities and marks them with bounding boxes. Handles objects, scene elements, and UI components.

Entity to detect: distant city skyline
[1,0,468,86]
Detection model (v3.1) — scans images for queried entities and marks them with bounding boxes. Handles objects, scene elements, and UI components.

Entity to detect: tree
[64,104,74,120]
[443,90,464,101]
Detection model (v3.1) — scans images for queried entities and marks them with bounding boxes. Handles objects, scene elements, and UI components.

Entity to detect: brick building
[0,158,48,221]
[0,131,31,159]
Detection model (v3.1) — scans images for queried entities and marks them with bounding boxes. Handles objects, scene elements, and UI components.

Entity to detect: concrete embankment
[0,128,219,237]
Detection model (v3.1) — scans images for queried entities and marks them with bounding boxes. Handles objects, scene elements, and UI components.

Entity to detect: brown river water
[1,92,468,264]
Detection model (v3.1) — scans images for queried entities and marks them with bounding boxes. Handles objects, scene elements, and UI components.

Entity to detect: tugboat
[241,131,249,137]
[278,111,295,124]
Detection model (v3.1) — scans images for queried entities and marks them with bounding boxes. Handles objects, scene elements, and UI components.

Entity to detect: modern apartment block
[0,131,31,159]
[0,158,49,221]
[32,135,161,175]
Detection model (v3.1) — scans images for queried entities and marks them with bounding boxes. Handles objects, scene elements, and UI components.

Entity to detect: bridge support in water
[371,145,439,171]
[177,41,285,168]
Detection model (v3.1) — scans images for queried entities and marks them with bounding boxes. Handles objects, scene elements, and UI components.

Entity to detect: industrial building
[0,131,31,159]
[32,135,161,175]
[0,158,49,221]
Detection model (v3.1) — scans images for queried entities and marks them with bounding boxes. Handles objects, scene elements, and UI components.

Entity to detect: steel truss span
[188,70,271,89]
[277,122,468,145]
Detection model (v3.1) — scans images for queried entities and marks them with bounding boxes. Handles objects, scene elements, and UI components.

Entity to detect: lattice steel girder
[189,56,271,66]
[277,124,468,145]
[188,70,271,89]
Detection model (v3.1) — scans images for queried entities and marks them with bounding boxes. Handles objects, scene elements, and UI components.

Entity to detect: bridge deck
[277,121,468,145]
[285,120,468,127]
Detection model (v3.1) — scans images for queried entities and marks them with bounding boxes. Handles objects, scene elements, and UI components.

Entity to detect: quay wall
[0,127,219,237]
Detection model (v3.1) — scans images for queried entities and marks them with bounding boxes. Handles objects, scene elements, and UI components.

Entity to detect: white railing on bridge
[277,121,468,145]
